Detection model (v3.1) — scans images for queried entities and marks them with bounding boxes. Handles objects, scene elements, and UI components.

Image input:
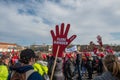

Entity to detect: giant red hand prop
[97,35,103,47]
[51,23,76,57]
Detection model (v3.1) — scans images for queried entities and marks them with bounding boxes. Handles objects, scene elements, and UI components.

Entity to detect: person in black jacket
[97,56,103,75]
[76,53,82,80]
[86,56,93,79]
[64,53,78,80]
[8,49,43,80]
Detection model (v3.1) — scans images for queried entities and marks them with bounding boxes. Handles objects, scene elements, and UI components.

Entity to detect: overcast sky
[0,0,120,46]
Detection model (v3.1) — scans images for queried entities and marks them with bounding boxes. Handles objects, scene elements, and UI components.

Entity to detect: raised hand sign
[97,35,103,47]
[51,23,76,57]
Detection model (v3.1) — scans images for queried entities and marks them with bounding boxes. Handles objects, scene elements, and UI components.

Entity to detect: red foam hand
[51,23,76,57]
[97,35,103,47]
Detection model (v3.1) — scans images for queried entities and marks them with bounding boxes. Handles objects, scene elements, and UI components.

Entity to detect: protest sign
[65,45,77,52]
[50,23,76,57]
[97,35,103,47]
[50,23,76,80]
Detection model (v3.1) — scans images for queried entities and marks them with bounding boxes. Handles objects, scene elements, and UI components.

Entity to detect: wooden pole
[50,46,60,80]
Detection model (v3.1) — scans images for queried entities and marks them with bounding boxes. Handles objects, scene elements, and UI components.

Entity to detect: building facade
[0,42,22,52]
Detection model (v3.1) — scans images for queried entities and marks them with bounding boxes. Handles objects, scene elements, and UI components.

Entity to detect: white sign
[65,45,77,52]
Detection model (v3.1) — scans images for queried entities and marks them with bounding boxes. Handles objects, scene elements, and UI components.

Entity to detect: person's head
[103,54,120,79]
[35,52,43,61]
[19,49,36,65]
[69,53,75,61]
[0,55,10,65]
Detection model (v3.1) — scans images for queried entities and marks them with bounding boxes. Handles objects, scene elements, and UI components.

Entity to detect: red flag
[97,35,103,47]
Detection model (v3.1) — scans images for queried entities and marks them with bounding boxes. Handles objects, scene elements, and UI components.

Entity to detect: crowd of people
[0,48,120,80]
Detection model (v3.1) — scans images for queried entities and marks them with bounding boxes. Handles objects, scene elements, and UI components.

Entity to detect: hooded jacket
[33,60,48,76]
[0,65,9,80]
[8,65,43,80]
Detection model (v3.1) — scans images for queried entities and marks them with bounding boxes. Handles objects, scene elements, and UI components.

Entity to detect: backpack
[10,70,35,80]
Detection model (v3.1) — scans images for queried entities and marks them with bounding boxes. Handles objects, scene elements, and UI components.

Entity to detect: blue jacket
[8,65,43,80]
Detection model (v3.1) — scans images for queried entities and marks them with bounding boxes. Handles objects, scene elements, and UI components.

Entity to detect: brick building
[0,42,23,52]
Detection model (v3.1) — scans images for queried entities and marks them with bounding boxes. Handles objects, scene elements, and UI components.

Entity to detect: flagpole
[50,45,60,80]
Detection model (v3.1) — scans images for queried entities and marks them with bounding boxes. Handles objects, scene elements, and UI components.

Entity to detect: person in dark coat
[86,56,93,79]
[97,56,103,75]
[76,53,82,80]
[8,49,43,80]
[53,57,64,80]
[64,53,78,80]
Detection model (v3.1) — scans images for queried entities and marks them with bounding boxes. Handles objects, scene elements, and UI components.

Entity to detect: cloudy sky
[0,0,120,46]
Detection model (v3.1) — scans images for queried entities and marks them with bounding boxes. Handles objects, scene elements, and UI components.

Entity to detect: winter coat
[33,61,48,76]
[53,58,64,80]
[8,65,43,80]
[0,65,9,80]
[94,71,119,80]
[65,59,78,80]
